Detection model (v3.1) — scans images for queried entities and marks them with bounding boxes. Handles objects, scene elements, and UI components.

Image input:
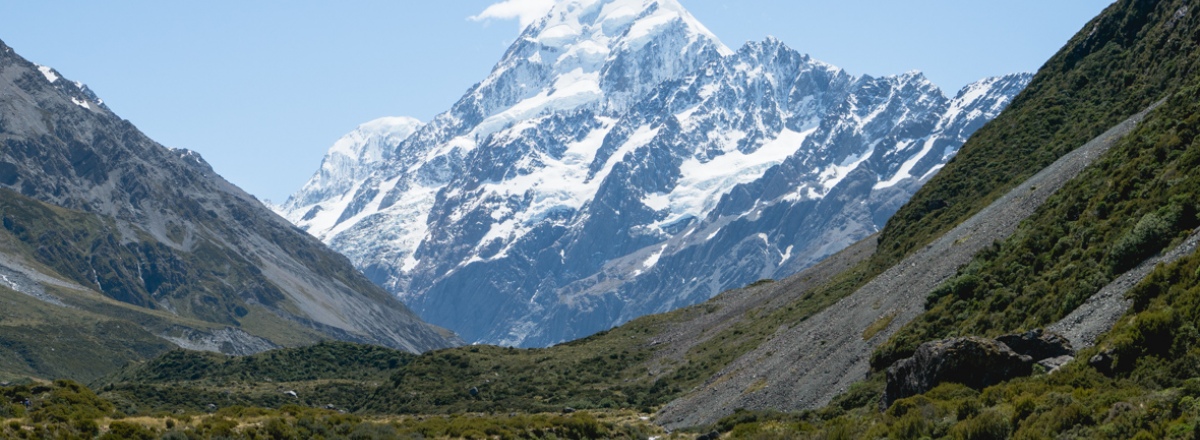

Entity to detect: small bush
[101,421,157,440]
[949,409,1011,440]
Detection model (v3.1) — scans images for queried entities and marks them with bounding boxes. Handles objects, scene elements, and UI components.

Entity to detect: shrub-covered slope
[876,0,1200,271]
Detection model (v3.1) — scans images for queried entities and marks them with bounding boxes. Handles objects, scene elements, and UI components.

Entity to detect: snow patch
[874,136,939,190]
[780,245,794,262]
[36,65,58,83]
[918,163,945,182]
[538,23,583,46]
[654,127,816,224]
[473,69,604,139]
[642,192,670,211]
[819,145,874,191]
[643,243,668,269]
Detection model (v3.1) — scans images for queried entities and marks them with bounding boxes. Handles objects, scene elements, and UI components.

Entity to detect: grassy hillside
[873,84,1200,370]
[875,0,1199,273]
[0,287,174,383]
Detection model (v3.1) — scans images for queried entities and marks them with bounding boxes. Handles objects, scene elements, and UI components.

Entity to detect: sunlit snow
[36,65,58,83]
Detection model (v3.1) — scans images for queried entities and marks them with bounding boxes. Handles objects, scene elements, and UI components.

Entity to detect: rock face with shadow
[882,330,1074,408]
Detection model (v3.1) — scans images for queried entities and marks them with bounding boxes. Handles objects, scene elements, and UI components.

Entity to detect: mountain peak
[328,116,423,163]
[528,0,730,54]
[457,0,733,141]
[278,115,423,230]
[279,0,1030,348]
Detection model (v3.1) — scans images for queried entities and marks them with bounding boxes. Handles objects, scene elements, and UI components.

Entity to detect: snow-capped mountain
[278,0,1030,347]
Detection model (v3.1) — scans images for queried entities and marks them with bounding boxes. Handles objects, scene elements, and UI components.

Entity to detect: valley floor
[0,380,688,439]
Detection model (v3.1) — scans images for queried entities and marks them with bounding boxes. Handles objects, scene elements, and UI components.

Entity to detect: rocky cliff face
[279,0,1029,346]
[0,38,461,356]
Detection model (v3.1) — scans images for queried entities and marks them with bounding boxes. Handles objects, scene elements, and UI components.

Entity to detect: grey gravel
[657,100,1165,429]
[160,327,279,356]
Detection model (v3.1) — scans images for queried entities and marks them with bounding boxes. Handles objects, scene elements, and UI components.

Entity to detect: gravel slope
[657,100,1165,429]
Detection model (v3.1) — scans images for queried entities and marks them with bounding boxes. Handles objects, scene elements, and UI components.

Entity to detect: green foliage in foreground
[709,250,1200,440]
[711,374,1200,440]
[714,245,1200,439]
[0,380,675,440]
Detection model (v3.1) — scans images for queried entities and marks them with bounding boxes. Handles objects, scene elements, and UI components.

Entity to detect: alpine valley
[10,0,1200,438]
[278,0,1031,346]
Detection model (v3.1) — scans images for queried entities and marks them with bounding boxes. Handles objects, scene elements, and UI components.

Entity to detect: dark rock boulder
[1037,355,1075,372]
[996,329,1074,361]
[1089,349,1117,375]
[883,337,1033,408]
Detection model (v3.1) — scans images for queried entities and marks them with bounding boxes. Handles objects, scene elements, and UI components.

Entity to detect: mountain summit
[279,0,1030,346]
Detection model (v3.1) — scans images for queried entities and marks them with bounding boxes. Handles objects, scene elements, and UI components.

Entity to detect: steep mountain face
[0,38,460,376]
[279,0,1029,346]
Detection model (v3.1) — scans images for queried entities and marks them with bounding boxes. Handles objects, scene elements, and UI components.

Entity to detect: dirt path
[657,100,1165,429]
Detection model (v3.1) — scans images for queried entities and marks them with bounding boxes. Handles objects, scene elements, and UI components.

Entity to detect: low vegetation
[0,379,677,439]
[704,239,1200,438]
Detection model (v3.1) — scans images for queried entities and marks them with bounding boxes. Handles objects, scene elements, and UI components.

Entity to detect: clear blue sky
[0,1,1114,203]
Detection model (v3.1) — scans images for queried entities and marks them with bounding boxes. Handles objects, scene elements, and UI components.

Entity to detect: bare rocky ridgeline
[0,38,461,359]
[657,100,1167,429]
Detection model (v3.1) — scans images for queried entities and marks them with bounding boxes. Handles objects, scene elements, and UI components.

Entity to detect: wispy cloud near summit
[469,0,556,30]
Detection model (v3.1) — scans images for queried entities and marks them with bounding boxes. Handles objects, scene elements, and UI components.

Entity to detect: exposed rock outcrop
[883,337,1033,408]
[882,329,1075,408]
[996,329,1074,361]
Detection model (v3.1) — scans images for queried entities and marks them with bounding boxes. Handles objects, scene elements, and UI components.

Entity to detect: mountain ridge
[280,0,1028,346]
[279,0,1029,346]
[0,37,460,380]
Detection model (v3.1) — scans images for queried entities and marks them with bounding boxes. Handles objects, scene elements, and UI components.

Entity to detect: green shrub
[101,421,157,440]
[950,409,1011,440]
[1108,209,1179,273]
